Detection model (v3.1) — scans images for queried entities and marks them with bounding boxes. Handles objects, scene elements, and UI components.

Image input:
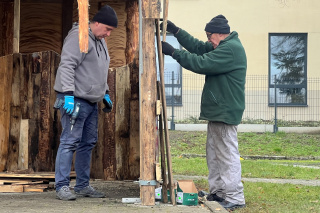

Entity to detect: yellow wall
[168,0,320,78]
[165,0,320,122]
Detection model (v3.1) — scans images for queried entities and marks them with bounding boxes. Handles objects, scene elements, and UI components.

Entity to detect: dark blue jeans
[55,94,98,191]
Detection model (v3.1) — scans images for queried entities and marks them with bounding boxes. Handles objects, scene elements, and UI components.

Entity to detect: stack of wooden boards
[0,171,76,193]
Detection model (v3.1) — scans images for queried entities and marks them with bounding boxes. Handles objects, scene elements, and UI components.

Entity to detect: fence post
[171,71,175,130]
[274,74,278,133]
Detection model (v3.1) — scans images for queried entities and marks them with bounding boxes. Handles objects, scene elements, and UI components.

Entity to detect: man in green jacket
[161,15,246,211]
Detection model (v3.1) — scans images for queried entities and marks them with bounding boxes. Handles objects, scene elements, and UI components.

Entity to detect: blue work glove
[161,41,176,56]
[104,94,112,106]
[63,96,74,115]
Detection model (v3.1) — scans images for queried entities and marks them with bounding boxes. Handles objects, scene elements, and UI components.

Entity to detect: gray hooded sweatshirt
[54,23,110,103]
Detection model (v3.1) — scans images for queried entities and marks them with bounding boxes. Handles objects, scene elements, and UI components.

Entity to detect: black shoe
[206,193,225,202]
[218,200,246,211]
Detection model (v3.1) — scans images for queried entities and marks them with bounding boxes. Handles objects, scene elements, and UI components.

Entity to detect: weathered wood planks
[0,51,60,172]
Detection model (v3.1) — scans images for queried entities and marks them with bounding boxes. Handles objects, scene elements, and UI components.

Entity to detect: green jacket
[172,29,247,125]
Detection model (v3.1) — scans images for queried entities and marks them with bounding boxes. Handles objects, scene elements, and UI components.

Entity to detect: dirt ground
[0,179,213,213]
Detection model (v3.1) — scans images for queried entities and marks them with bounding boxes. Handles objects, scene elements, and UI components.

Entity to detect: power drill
[70,102,80,130]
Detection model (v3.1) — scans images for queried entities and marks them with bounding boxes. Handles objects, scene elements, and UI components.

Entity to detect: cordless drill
[70,102,80,130]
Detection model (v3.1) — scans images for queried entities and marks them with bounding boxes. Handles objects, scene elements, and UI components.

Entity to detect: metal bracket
[139,180,157,186]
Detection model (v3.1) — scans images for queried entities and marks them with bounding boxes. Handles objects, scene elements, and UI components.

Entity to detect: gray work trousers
[206,121,245,204]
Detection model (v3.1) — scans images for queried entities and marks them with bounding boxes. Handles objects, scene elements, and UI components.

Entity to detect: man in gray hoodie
[53,5,117,201]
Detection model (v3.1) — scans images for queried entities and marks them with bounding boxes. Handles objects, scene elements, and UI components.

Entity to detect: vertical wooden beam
[0,55,13,171]
[13,0,20,53]
[140,0,160,206]
[139,18,157,205]
[127,0,140,180]
[18,119,29,170]
[7,53,22,171]
[115,65,131,179]
[102,67,116,180]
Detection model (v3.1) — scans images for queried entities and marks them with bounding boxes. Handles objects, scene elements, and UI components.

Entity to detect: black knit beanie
[205,15,230,34]
[92,5,118,28]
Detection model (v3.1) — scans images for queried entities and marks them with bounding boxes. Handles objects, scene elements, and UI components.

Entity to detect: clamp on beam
[139,180,157,186]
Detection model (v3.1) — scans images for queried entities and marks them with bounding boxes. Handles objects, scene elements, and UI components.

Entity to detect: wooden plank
[77,0,89,53]
[50,51,61,164]
[0,179,44,185]
[23,184,52,192]
[13,0,20,53]
[7,53,21,171]
[0,55,13,172]
[38,51,52,171]
[115,65,131,179]
[23,187,45,192]
[126,0,140,180]
[7,106,20,171]
[0,185,23,192]
[102,67,116,180]
[140,18,157,206]
[0,171,76,179]
[18,119,29,170]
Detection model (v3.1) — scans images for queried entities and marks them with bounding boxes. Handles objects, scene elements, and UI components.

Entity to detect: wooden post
[140,0,160,206]
[13,0,20,53]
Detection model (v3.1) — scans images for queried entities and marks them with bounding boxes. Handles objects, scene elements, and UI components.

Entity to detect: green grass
[241,160,320,179]
[238,132,320,157]
[172,157,320,180]
[169,130,320,212]
[193,180,320,213]
[169,131,320,157]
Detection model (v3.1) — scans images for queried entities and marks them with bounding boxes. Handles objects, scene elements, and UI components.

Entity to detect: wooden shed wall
[0,0,140,180]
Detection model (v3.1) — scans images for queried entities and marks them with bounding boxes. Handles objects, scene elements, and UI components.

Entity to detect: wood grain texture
[0,55,13,171]
[0,2,14,56]
[103,1,127,68]
[13,0,20,53]
[19,3,62,54]
[18,119,29,170]
[115,65,130,179]
[6,54,22,171]
[77,0,89,53]
[140,18,157,206]
[142,0,160,19]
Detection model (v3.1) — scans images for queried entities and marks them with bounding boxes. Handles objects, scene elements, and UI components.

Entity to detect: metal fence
[165,73,320,126]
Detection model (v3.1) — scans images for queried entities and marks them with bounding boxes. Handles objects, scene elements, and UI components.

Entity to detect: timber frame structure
[0,0,170,205]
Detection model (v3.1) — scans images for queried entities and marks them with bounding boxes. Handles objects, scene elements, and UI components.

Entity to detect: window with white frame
[155,34,182,106]
[269,33,307,106]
